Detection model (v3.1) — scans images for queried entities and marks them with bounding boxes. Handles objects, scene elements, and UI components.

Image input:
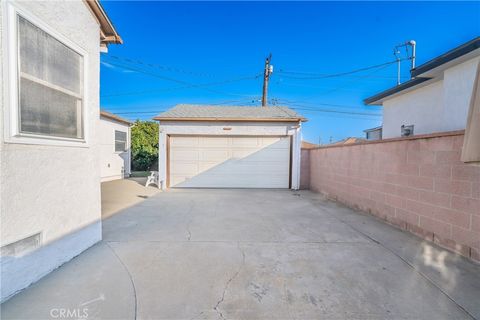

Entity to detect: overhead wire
[104,54,218,78]
[100,54,396,122]
[277,58,408,80]
[101,60,262,98]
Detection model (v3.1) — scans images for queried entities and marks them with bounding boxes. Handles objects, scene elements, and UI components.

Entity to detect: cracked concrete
[213,242,245,320]
[1,189,480,319]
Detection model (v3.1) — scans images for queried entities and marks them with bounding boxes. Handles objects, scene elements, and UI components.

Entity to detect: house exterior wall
[383,80,444,138]
[306,131,480,262]
[158,121,302,190]
[442,57,479,132]
[0,1,102,301]
[382,57,479,139]
[99,117,131,182]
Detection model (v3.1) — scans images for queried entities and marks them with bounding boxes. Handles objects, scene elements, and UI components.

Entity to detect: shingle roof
[153,104,306,122]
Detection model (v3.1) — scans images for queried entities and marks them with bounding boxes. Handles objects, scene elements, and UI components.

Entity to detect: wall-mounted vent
[1,233,42,257]
[401,124,414,137]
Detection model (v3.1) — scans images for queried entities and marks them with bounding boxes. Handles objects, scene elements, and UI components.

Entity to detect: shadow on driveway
[2,189,479,319]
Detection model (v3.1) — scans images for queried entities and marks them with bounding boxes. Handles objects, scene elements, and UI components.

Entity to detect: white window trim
[2,2,90,147]
[114,130,127,153]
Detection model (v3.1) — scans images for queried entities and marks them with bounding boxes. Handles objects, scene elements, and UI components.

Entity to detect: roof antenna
[394,40,416,85]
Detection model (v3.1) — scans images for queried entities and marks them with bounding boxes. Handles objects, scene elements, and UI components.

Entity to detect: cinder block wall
[306,131,480,262]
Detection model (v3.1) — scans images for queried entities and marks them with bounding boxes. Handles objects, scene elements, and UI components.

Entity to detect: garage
[169,135,291,188]
[154,104,306,189]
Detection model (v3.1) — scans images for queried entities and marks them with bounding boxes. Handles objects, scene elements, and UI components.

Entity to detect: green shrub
[131,120,158,171]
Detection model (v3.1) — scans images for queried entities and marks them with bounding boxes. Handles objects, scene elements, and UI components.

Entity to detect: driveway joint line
[105,242,138,320]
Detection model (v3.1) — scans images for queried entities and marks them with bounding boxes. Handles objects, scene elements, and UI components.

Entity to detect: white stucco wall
[0,0,102,301]
[382,57,479,139]
[99,117,131,182]
[442,57,479,132]
[383,80,444,138]
[157,121,302,190]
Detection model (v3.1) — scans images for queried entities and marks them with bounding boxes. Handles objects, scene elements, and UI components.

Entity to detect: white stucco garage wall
[99,117,131,182]
[158,121,302,190]
[0,0,102,301]
[382,57,479,139]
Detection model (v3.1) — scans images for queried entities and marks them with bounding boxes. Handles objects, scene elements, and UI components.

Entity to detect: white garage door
[169,136,291,188]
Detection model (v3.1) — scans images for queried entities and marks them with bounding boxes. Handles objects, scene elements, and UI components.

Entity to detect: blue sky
[100,1,479,143]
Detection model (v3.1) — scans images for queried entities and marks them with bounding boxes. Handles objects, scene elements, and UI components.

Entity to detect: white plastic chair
[145,171,159,187]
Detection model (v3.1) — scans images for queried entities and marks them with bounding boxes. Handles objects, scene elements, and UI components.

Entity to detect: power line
[103,54,218,78]
[289,107,381,117]
[101,60,262,98]
[272,98,379,110]
[101,73,260,98]
[107,106,381,119]
[278,58,408,80]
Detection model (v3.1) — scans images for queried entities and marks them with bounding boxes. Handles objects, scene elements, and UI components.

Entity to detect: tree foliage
[131,120,159,171]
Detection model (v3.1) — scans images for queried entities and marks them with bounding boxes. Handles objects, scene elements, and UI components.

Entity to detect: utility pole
[262,54,273,107]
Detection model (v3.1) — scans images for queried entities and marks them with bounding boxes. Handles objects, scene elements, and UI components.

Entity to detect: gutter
[84,0,123,45]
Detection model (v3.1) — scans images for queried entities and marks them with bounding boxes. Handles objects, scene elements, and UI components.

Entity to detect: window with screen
[115,130,127,152]
[17,15,84,139]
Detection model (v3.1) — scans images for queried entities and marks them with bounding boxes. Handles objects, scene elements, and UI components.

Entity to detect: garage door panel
[231,137,261,147]
[199,137,230,147]
[200,149,230,161]
[170,136,199,147]
[237,149,290,162]
[171,150,199,161]
[198,161,222,172]
[261,137,289,147]
[169,136,290,188]
[170,162,198,175]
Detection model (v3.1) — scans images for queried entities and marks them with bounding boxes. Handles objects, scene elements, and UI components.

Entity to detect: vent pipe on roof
[394,40,416,85]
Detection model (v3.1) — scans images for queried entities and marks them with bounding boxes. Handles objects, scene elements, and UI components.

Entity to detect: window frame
[2,2,90,147]
[114,130,127,153]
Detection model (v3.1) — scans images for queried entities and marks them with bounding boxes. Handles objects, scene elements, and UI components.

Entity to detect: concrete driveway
[2,189,479,319]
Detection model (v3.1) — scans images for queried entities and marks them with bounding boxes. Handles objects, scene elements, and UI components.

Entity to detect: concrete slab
[2,189,479,319]
[101,178,160,219]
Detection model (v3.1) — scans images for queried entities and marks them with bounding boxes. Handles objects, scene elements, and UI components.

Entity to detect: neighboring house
[330,137,365,146]
[301,140,319,149]
[99,110,132,182]
[153,104,306,189]
[364,126,382,140]
[0,0,121,301]
[364,37,480,139]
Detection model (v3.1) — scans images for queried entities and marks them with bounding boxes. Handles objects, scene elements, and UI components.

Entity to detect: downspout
[291,120,302,190]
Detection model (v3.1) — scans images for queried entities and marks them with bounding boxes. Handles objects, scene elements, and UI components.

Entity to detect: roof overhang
[364,77,434,106]
[153,117,307,122]
[364,37,480,106]
[363,126,382,133]
[100,111,132,125]
[84,0,123,45]
[411,38,480,78]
